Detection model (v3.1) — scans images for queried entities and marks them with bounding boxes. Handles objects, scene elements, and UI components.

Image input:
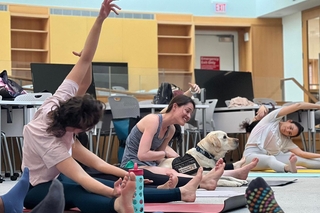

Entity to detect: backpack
[153,82,173,104]
[0,70,27,100]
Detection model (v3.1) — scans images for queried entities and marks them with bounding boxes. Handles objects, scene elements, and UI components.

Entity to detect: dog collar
[196,146,216,160]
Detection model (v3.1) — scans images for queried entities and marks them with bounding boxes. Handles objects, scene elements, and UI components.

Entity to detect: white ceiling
[259,0,320,18]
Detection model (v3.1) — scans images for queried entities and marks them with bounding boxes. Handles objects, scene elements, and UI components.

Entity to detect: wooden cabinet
[9,5,49,82]
[156,14,194,90]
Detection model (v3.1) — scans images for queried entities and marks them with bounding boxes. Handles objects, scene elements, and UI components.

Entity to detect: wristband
[189,88,197,95]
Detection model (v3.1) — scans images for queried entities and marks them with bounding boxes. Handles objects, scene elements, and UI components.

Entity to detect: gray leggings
[243,147,320,172]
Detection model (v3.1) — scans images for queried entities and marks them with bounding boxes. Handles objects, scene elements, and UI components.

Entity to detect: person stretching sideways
[243,102,320,172]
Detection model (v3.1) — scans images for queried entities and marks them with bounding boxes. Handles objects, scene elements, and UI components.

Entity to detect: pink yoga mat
[145,203,224,213]
[23,208,80,212]
[145,194,247,213]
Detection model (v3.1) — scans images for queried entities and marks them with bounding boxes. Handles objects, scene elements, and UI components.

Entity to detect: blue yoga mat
[248,172,320,178]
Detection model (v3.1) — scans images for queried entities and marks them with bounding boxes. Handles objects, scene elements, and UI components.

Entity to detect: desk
[0,101,43,136]
[213,106,259,134]
[0,100,43,179]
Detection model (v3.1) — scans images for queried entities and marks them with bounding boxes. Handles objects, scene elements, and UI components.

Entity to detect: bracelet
[189,88,197,95]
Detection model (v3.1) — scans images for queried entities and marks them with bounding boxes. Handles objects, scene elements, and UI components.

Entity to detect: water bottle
[129,163,144,213]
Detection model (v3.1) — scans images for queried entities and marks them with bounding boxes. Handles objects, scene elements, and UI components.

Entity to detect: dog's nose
[234,138,239,143]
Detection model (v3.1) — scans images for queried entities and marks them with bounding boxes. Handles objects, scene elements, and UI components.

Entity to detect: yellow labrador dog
[158,130,247,187]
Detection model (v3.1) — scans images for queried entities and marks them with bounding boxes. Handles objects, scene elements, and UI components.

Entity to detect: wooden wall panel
[0,12,11,72]
[49,15,89,64]
[302,6,320,102]
[251,25,284,100]
[9,4,48,15]
[122,19,158,91]
[193,16,282,27]
[87,18,124,62]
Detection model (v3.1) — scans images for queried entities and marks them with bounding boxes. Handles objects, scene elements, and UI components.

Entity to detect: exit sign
[215,3,226,13]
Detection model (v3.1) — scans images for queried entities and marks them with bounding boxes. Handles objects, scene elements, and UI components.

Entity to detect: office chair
[105,96,140,163]
[196,99,218,134]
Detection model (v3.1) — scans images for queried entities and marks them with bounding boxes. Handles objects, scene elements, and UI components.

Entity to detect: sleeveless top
[120,114,170,167]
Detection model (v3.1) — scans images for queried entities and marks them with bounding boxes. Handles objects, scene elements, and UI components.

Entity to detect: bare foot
[285,154,297,173]
[157,173,178,189]
[233,156,246,169]
[224,158,259,180]
[179,167,203,202]
[200,158,225,190]
[114,172,135,213]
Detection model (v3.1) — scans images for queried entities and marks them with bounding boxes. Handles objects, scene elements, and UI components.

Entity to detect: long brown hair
[46,94,105,137]
[166,95,195,113]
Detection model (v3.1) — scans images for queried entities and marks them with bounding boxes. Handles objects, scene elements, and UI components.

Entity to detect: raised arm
[183,82,201,97]
[72,50,92,96]
[277,102,320,118]
[66,0,120,90]
[253,105,269,121]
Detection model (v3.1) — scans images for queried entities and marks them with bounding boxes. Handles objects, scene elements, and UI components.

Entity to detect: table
[0,101,43,135]
[213,106,260,134]
[0,100,43,179]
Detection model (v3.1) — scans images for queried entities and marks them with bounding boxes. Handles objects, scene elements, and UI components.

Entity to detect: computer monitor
[31,63,96,99]
[194,69,254,107]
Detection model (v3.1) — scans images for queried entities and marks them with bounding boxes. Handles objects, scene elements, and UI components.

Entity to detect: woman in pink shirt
[21,1,203,213]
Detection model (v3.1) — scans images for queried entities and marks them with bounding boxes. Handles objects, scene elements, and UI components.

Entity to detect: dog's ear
[210,135,222,152]
[213,137,221,148]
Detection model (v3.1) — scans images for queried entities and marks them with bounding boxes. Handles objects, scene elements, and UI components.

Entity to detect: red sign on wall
[200,56,220,70]
[215,3,226,13]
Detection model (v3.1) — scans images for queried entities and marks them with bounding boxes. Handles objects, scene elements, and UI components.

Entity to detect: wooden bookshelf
[156,14,194,90]
[9,5,49,80]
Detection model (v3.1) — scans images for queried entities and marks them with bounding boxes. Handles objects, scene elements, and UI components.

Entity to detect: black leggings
[86,163,234,188]
[24,174,181,213]
[86,167,191,187]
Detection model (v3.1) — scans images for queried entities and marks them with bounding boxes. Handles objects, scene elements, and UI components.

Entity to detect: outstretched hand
[99,0,121,19]
[72,50,82,57]
[188,82,201,94]
[255,105,268,120]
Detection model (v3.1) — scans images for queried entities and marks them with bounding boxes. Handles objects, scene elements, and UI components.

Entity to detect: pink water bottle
[129,163,144,213]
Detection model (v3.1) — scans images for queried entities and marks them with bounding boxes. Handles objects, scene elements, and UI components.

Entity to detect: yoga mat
[145,194,247,213]
[248,179,297,187]
[23,208,80,212]
[260,169,320,173]
[248,172,320,178]
[196,190,243,197]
